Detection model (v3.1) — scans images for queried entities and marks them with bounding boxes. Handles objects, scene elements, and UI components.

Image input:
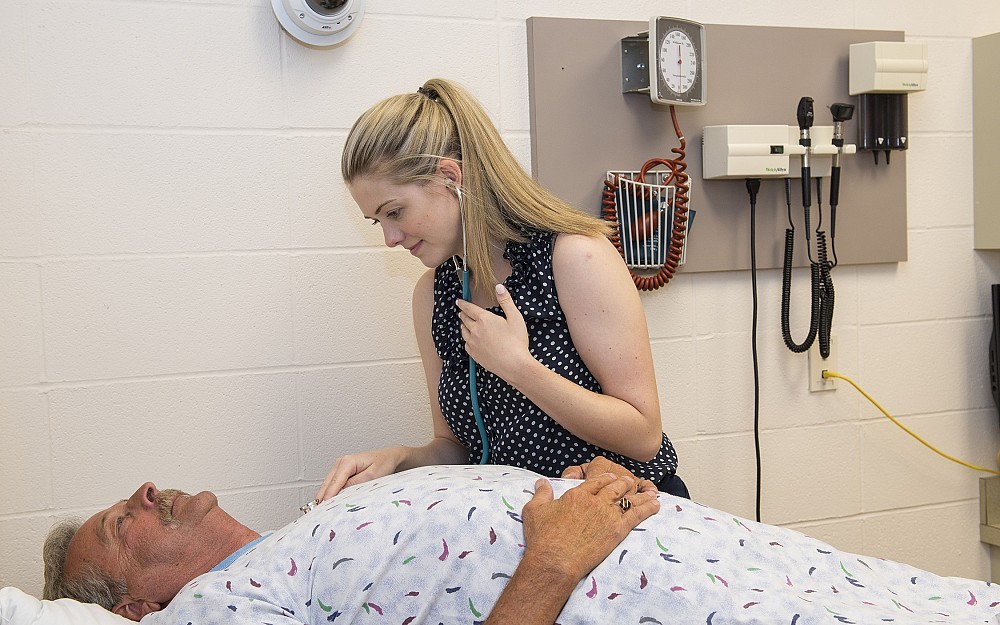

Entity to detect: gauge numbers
[659,29,698,94]
[649,17,706,106]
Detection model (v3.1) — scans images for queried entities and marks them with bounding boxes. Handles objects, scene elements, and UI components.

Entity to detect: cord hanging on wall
[780,97,838,360]
[271,0,365,48]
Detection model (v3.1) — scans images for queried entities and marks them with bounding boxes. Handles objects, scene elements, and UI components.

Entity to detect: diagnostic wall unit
[527,18,908,272]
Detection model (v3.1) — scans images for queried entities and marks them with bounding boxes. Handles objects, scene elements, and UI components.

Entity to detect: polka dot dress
[431,230,679,482]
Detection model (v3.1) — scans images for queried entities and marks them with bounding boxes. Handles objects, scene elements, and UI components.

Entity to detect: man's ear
[112,595,163,622]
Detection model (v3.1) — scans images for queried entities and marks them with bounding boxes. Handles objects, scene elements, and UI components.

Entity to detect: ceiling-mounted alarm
[271,0,365,48]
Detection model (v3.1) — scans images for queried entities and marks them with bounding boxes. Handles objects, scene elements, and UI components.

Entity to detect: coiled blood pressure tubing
[449,182,490,464]
[600,105,691,291]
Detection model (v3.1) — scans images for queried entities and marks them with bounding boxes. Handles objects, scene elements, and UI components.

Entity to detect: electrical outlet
[808,337,837,392]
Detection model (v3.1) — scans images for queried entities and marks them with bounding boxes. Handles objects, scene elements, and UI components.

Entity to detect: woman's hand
[455,284,532,382]
[561,456,657,495]
[315,448,404,502]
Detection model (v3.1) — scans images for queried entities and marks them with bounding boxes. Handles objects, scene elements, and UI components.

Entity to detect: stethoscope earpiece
[446,179,462,203]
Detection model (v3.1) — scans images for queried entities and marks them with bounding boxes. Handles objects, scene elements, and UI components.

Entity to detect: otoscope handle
[830,167,841,209]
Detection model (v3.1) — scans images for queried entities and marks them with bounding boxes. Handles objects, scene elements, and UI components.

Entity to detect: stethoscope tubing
[453,183,490,464]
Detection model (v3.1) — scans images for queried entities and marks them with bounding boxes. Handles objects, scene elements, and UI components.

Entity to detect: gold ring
[617,496,631,513]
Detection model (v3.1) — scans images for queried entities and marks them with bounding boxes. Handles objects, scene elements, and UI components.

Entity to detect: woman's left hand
[456,284,531,380]
[561,456,658,495]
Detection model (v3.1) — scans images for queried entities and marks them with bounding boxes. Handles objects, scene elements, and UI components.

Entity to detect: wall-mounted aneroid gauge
[650,17,706,106]
[621,17,707,106]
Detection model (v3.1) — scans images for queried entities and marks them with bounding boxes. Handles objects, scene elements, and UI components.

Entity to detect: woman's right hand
[315,448,404,502]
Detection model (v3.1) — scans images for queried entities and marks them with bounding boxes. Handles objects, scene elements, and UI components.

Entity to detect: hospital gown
[142,465,1000,624]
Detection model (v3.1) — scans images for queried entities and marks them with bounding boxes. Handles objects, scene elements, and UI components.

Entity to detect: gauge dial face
[658,28,698,94]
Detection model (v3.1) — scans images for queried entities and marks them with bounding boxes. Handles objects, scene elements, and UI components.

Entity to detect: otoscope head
[797,96,815,130]
[830,102,855,123]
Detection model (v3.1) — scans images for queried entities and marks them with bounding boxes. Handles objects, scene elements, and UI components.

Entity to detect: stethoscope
[448,180,490,464]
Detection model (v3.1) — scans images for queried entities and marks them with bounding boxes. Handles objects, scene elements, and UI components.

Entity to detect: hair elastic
[417,86,440,101]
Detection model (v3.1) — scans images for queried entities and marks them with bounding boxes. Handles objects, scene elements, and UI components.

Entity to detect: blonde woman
[317,79,684,501]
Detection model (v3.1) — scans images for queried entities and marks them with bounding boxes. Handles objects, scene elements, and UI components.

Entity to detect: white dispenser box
[849,42,928,95]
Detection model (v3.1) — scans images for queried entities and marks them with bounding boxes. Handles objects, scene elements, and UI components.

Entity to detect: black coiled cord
[780,228,821,353]
[780,178,835,357]
[815,231,835,359]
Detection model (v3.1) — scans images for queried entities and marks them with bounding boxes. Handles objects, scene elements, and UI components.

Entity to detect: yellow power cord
[822,370,1000,476]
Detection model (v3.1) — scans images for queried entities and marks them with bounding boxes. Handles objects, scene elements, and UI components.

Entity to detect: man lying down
[43,459,998,625]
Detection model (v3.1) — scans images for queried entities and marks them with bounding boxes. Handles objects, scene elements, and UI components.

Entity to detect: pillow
[1,587,133,625]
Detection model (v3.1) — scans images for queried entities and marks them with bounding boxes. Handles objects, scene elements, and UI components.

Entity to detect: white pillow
[1,587,133,625]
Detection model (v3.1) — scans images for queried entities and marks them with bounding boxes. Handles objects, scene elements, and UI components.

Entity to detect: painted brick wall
[2,0,1000,598]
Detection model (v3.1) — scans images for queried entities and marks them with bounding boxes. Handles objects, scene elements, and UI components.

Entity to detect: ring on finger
[616,496,632,513]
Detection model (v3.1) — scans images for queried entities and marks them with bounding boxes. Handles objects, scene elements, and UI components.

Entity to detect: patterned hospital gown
[142,466,1000,624]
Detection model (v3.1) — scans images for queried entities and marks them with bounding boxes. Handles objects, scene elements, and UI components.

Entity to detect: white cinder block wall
[3,0,1000,597]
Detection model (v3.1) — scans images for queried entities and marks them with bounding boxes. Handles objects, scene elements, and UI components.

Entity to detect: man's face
[65,482,241,612]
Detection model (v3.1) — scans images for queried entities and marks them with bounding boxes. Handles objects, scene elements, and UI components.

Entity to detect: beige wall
[3,0,1000,597]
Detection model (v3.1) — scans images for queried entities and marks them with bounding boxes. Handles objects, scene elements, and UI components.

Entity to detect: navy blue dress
[431,231,679,484]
